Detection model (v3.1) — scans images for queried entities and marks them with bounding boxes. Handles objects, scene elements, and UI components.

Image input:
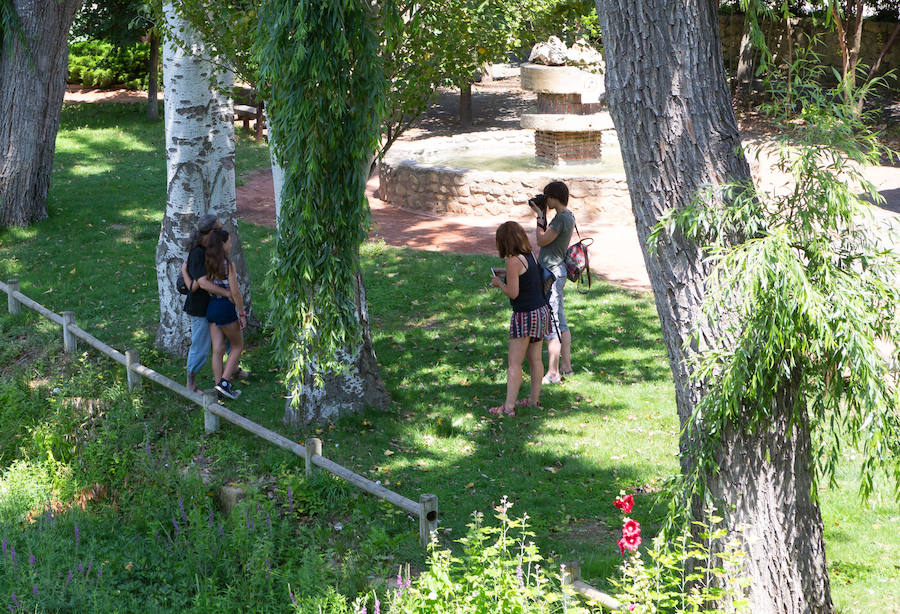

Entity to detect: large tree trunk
[0,0,82,227]
[147,29,160,121]
[594,2,832,612]
[734,19,756,99]
[282,271,390,425]
[267,144,389,425]
[156,2,253,355]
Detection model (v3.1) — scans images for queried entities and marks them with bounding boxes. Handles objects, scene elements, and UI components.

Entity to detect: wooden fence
[561,561,625,611]
[1,278,438,547]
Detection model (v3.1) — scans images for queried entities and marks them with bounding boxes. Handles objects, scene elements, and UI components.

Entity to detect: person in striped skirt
[488,221,552,416]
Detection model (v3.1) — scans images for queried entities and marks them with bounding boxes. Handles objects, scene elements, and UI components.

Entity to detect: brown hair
[204,229,230,281]
[495,221,531,258]
[543,181,569,206]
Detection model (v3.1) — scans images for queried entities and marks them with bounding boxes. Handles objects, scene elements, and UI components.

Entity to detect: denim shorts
[206,296,237,327]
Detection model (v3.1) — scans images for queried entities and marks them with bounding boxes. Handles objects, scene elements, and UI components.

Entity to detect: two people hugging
[181,214,248,400]
[488,181,575,416]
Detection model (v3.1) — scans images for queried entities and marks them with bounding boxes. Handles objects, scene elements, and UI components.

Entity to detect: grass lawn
[0,102,898,612]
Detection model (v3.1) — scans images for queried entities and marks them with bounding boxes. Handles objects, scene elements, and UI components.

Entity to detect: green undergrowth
[0,103,898,612]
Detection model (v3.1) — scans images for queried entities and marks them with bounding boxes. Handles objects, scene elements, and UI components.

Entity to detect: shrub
[67,38,159,89]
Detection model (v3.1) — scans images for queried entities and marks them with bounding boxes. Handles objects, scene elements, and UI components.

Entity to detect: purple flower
[358,607,366,614]
[288,487,293,512]
[516,564,524,588]
[97,568,102,579]
[178,496,186,523]
[74,524,80,548]
[1,537,6,556]
[266,513,271,529]
[396,570,403,588]
[28,554,34,566]
[78,563,83,573]
[145,440,151,460]
[87,560,93,576]
[66,569,73,585]
[289,590,297,605]
[7,605,13,613]
[208,506,214,529]
[374,596,380,614]
[32,586,37,597]
[9,547,15,565]
[172,517,180,535]
[9,594,17,606]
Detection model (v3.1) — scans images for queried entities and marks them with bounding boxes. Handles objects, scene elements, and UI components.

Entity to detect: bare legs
[545,329,572,380]
[503,337,544,411]
[210,322,243,383]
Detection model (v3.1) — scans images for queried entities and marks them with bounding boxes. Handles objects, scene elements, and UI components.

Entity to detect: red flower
[622,519,641,538]
[614,494,634,514]
[622,530,641,551]
[617,538,626,556]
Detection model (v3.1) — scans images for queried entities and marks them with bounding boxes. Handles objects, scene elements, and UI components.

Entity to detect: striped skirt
[509,304,552,341]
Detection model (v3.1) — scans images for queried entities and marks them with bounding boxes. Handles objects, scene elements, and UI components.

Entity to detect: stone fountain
[378,38,631,226]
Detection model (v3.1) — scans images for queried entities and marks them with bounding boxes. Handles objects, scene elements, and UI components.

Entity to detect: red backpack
[565,224,593,290]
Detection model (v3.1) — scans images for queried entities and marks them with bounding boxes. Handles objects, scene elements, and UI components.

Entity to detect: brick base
[535,130,603,164]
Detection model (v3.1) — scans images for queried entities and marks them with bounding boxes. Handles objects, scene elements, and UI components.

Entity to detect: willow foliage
[254,0,388,399]
[651,49,900,504]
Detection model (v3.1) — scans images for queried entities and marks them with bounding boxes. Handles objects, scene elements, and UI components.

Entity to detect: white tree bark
[156,2,252,355]
[266,137,388,424]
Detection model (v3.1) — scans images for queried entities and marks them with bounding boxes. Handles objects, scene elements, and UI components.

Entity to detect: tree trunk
[282,270,390,425]
[459,80,472,127]
[266,138,389,425]
[156,2,253,355]
[147,29,160,121]
[734,20,756,99]
[594,2,832,612]
[0,0,82,227]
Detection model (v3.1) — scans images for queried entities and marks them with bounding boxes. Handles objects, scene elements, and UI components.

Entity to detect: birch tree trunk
[267,142,389,425]
[594,2,832,611]
[0,0,82,227]
[156,2,253,355]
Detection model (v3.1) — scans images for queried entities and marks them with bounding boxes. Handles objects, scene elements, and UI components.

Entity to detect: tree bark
[594,2,832,612]
[734,19,756,99]
[267,143,390,425]
[147,29,160,121]
[459,80,473,127]
[0,0,82,227]
[282,270,391,425]
[156,2,253,355]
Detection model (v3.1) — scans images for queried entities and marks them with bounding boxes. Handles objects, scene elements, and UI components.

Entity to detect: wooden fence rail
[1,278,438,547]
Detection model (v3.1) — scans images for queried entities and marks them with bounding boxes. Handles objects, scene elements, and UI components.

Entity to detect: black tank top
[510,253,544,313]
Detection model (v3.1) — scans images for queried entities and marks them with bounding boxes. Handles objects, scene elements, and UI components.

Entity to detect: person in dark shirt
[181,214,230,392]
[488,221,551,416]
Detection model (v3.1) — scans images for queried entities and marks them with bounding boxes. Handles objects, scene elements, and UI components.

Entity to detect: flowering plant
[614,493,641,556]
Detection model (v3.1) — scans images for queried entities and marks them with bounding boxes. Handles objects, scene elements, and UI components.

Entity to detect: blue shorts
[207,296,237,327]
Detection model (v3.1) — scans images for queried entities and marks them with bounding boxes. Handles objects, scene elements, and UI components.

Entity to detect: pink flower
[622,531,641,551]
[622,519,640,538]
[613,494,634,514]
[617,538,627,556]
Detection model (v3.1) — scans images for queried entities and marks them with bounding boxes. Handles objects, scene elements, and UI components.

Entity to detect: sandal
[488,404,515,417]
[515,398,541,408]
[542,373,562,385]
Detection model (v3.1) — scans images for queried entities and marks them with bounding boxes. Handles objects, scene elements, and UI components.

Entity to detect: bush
[67,38,159,89]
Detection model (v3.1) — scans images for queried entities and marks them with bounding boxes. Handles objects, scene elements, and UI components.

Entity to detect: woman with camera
[488,221,552,416]
[531,181,575,384]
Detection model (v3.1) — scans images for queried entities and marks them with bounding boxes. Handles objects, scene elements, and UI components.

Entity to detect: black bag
[539,261,555,303]
[176,266,189,295]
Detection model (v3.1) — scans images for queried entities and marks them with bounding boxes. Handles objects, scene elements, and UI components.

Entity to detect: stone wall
[719,14,900,80]
[379,131,633,226]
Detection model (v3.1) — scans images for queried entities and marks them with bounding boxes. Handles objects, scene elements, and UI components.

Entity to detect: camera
[528,194,547,215]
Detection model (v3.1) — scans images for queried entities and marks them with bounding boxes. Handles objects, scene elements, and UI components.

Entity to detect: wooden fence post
[561,561,580,607]
[7,280,20,315]
[62,311,76,353]
[125,349,141,390]
[304,438,322,479]
[419,493,438,547]
[203,393,219,434]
